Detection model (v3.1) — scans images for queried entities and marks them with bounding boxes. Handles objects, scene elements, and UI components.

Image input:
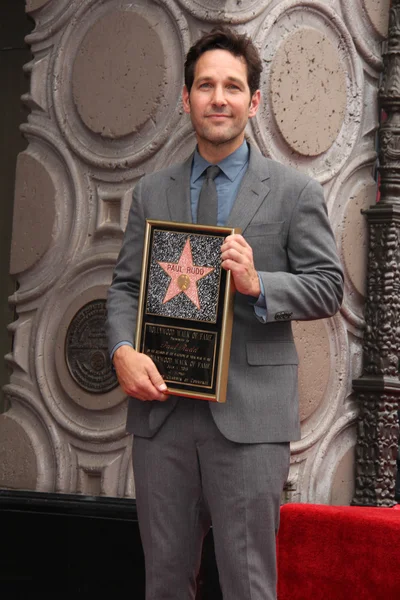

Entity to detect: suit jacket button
[274,311,292,321]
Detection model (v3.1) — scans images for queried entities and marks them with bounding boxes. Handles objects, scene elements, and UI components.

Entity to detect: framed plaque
[135,220,240,403]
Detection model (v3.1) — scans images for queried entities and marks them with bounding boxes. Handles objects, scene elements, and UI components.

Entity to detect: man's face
[182,49,260,158]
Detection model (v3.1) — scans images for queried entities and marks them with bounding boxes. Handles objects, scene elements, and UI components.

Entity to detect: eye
[199,82,212,89]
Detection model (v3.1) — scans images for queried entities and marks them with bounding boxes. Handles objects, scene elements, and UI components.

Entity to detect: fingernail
[159,383,167,391]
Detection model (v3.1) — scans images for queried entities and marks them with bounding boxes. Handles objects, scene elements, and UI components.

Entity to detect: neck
[196,136,245,164]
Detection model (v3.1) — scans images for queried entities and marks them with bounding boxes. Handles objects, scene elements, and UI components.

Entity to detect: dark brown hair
[184,26,262,97]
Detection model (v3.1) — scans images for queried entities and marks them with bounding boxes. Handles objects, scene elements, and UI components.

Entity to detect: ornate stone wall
[0,0,390,500]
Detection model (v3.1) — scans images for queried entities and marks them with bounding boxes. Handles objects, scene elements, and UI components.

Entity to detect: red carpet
[277,503,400,600]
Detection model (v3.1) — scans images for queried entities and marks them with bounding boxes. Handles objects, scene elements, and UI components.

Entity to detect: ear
[248,89,261,118]
[182,85,191,114]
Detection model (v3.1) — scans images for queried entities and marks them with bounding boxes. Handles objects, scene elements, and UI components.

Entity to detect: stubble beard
[197,120,245,148]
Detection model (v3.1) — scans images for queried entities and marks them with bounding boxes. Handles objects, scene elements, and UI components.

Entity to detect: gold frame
[135,220,240,403]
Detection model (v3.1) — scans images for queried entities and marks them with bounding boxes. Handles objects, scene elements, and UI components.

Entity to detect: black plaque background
[143,323,217,389]
[65,300,118,394]
[137,223,232,399]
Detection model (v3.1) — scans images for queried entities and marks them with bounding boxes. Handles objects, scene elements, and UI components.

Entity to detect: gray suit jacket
[106,144,343,443]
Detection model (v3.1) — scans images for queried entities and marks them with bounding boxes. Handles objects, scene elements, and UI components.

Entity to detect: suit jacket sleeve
[106,177,146,354]
[259,177,343,322]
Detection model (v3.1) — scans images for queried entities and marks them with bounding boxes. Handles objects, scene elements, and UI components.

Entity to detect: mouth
[206,114,231,119]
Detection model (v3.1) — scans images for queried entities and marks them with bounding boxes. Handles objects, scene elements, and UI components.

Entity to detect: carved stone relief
[0,0,389,504]
[252,0,364,183]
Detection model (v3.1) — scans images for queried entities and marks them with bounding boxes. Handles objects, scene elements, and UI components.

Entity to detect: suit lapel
[165,146,271,230]
[226,145,271,233]
[166,155,193,224]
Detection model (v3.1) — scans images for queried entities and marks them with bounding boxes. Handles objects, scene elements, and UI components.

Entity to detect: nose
[211,85,227,106]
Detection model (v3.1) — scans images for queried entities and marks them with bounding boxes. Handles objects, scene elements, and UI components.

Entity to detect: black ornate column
[396,409,400,501]
[352,1,400,507]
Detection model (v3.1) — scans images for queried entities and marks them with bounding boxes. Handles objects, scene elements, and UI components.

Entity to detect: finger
[221,258,248,273]
[126,380,168,402]
[136,378,168,402]
[137,358,168,401]
[221,247,250,265]
[119,368,166,402]
[224,233,246,244]
[222,234,248,250]
[221,243,251,260]
[146,361,168,393]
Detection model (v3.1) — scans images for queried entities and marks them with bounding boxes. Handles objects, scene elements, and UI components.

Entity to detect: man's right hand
[112,345,168,402]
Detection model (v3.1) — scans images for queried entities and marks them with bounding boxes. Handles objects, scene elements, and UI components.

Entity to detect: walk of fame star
[158,237,214,309]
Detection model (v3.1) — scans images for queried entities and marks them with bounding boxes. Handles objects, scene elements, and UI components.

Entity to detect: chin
[203,130,237,145]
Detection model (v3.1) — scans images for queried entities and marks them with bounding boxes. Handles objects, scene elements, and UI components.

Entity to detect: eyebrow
[195,76,245,86]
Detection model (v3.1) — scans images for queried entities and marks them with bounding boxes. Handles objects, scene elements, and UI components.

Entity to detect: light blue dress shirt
[190,140,249,226]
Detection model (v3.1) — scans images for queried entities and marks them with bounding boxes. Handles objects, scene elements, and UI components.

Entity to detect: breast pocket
[244,221,284,238]
[244,221,285,269]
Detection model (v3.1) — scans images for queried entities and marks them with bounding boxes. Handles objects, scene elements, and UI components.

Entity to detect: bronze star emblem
[158,238,214,309]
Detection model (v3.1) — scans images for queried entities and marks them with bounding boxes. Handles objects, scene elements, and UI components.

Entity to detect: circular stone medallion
[66,300,117,394]
[270,28,347,157]
[253,0,363,182]
[53,0,189,170]
[72,12,165,139]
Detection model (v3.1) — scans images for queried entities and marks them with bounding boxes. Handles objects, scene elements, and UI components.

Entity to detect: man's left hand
[221,234,260,297]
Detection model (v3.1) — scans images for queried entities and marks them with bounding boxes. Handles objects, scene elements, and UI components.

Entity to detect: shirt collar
[192,140,249,183]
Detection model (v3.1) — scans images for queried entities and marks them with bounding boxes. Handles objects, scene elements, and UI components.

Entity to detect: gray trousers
[133,398,290,600]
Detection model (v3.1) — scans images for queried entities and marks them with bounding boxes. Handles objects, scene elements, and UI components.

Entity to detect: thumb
[147,362,167,392]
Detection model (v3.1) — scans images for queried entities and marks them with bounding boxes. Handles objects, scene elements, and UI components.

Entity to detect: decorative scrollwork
[379,129,400,163]
[353,393,399,507]
[388,4,400,50]
[353,0,400,507]
[362,222,400,377]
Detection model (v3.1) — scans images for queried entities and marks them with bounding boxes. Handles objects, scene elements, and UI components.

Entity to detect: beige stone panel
[72,11,165,139]
[25,0,51,12]
[271,28,347,157]
[0,414,37,490]
[342,179,376,299]
[364,0,390,38]
[330,445,356,505]
[10,152,55,275]
[293,320,330,422]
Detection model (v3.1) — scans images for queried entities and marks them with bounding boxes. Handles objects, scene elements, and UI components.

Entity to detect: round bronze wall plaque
[65,300,118,394]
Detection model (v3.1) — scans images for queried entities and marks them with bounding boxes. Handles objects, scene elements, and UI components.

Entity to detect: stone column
[353,0,400,507]
[396,409,400,501]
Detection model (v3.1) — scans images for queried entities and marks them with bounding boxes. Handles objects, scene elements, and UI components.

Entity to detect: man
[106,26,343,600]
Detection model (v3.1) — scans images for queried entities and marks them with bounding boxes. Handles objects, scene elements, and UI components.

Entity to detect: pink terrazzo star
[158,237,214,309]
